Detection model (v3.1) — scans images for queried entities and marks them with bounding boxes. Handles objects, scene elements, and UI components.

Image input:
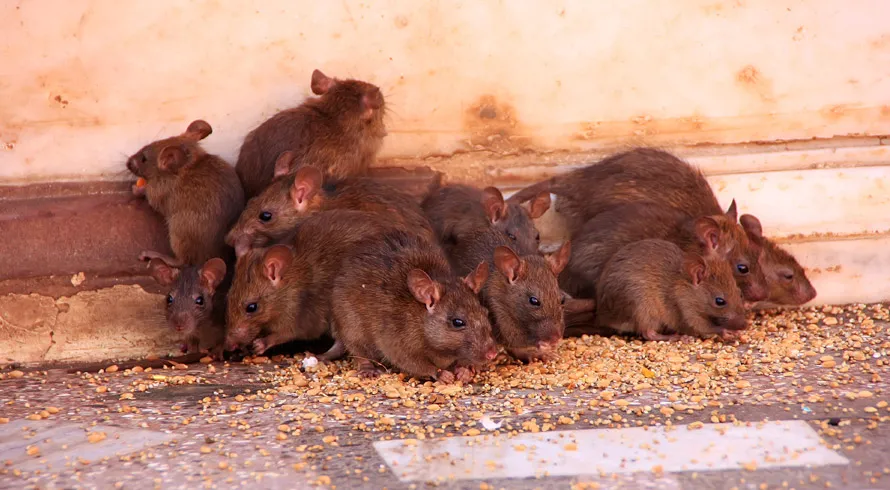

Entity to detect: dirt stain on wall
[462,95,532,153]
[735,65,776,104]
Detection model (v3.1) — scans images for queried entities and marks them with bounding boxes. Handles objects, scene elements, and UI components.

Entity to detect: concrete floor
[1,304,889,489]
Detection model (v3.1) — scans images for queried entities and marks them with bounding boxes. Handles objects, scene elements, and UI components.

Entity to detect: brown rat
[330,229,498,383]
[226,163,434,257]
[147,257,229,357]
[422,184,550,256]
[594,239,747,341]
[739,214,817,305]
[560,200,769,303]
[225,210,406,355]
[507,148,718,235]
[235,69,387,199]
[449,228,571,362]
[126,120,245,266]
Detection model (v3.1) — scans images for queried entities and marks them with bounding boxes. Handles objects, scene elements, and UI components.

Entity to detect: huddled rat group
[127,69,817,383]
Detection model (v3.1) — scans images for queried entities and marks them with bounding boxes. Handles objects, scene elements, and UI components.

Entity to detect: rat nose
[725,315,748,332]
[800,283,817,303]
[485,347,498,361]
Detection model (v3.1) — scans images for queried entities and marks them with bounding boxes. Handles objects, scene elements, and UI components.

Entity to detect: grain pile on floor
[1,305,888,489]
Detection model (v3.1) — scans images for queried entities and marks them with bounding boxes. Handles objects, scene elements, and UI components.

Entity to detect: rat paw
[454,365,475,383]
[252,338,269,355]
[179,343,189,354]
[436,369,456,384]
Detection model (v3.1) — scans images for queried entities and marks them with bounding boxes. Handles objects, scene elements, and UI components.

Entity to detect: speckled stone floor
[1,304,889,489]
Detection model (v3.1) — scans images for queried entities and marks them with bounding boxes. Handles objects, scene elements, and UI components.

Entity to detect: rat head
[225,245,296,350]
[678,253,748,336]
[407,263,498,367]
[482,187,549,255]
[485,242,571,353]
[740,214,817,305]
[310,69,386,136]
[692,200,769,302]
[126,120,212,179]
[226,162,324,257]
[149,257,226,338]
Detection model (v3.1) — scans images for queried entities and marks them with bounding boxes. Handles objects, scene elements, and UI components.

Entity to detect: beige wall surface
[1,0,889,182]
[1,1,889,309]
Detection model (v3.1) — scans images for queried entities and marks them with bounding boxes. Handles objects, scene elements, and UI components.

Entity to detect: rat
[448,227,571,362]
[226,162,434,257]
[594,239,748,341]
[330,229,498,383]
[739,214,817,305]
[560,200,769,303]
[225,210,407,356]
[422,184,550,256]
[147,256,229,357]
[235,69,387,199]
[126,119,245,266]
[507,147,719,235]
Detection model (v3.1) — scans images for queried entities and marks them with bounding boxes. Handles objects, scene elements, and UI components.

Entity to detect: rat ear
[544,240,571,275]
[407,269,441,312]
[683,254,708,286]
[273,151,297,178]
[199,258,227,294]
[462,260,489,295]
[693,216,721,252]
[183,120,212,141]
[724,199,739,222]
[739,214,763,239]
[493,246,525,283]
[262,245,293,286]
[481,187,507,224]
[148,258,180,286]
[311,69,336,95]
[522,191,551,219]
[290,166,322,211]
[158,145,186,171]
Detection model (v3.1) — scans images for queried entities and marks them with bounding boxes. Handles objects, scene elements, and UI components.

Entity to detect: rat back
[594,239,685,337]
[167,154,245,264]
[227,174,433,255]
[510,148,720,235]
[331,230,494,379]
[422,184,542,255]
[236,72,386,198]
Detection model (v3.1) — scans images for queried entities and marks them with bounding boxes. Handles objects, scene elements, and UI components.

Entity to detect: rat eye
[506,232,517,241]
[195,296,204,306]
[714,297,727,307]
[246,302,258,314]
[736,264,749,274]
[259,211,273,222]
[451,318,466,329]
[166,294,174,306]
[140,153,147,163]
[529,296,541,307]
[782,271,794,281]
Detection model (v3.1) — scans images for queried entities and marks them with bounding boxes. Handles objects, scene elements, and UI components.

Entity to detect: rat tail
[506,178,554,205]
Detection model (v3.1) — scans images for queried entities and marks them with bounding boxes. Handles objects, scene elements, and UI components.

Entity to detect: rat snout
[169,313,195,334]
[233,236,253,258]
[126,157,140,176]
[798,282,817,304]
[723,314,748,332]
[536,336,561,352]
[364,87,384,110]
